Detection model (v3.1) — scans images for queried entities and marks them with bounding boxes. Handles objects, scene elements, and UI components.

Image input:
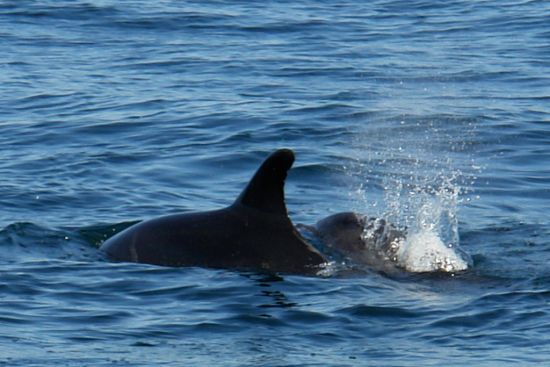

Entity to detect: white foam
[395,228,471,273]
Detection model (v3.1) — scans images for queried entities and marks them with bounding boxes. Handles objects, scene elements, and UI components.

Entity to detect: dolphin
[312,212,471,273]
[100,149,327,274]
[308,212,406,273]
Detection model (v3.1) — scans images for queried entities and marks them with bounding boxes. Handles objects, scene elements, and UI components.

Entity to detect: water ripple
[1,0,549,365]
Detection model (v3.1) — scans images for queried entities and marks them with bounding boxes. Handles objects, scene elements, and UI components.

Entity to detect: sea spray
[393,187,472,272]
[348,116,477,273]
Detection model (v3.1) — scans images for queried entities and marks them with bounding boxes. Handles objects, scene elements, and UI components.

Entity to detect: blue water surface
[1,1,549,366]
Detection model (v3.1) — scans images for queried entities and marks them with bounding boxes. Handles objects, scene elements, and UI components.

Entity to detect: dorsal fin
[234,149,294,215]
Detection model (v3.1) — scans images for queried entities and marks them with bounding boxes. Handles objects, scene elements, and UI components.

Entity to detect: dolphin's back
[100,149,326,274]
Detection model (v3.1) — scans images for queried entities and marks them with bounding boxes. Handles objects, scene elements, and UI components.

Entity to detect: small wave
[0,222,102,264]
[338,304,419,319]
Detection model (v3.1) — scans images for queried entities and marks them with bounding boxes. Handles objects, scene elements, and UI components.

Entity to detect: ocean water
[1,0,549,365]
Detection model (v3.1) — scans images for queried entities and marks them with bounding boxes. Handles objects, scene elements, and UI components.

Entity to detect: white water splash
[348,116,478,273]
[396,229,470,272]
[394,191,472,272]
[356,185,472,273]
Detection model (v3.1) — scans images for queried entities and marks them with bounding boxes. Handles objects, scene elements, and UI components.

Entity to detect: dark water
[1,0,549,365]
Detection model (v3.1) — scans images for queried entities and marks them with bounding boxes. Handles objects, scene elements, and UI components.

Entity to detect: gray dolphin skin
[100,149,327,274]
[314,212,406,273]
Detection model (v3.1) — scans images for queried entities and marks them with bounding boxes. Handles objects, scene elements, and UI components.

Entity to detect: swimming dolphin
[312,212,471,273]
[100,149,327,274]
[311,212,406,273]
